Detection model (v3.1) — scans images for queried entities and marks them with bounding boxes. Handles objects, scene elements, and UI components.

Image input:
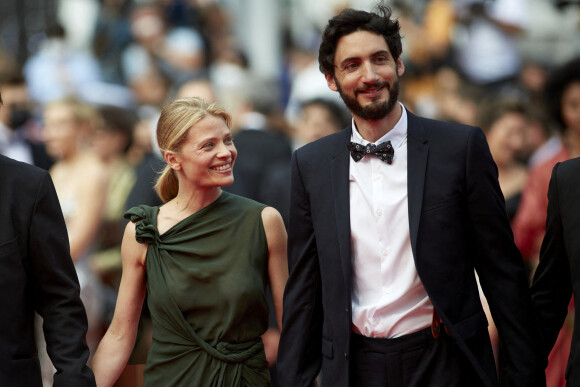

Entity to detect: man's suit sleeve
[277,151,323,387]
[531,162,572,357]
[464,128,546,386]
[29,171,96,386]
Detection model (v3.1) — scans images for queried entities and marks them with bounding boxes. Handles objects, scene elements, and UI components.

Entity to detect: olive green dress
[125,191,271,387]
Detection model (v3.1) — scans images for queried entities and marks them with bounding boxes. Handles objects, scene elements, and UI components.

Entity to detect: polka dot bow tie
[347,141,394,164]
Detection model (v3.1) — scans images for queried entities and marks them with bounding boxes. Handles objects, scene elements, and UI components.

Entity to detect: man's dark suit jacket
[532,157,580,385]
[277,111,545,387]
[0,155,95,386]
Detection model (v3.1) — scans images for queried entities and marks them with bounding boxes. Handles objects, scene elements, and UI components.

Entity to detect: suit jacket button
[344,353,349,360]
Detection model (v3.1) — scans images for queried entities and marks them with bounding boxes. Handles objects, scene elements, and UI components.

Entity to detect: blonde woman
[92,98,288,386]
[43,97,108,362]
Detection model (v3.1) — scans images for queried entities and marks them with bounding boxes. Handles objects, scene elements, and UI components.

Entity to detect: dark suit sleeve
[464,128,545,386]
[29,172,96,386]
[531,162,572,357]
[277,151,323,387]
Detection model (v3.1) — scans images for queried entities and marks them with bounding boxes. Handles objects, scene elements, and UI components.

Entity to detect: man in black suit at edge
[0,91,95,386]
[276,4,545,386]
[531,158,580,384]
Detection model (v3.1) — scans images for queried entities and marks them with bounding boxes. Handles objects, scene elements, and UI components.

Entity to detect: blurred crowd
[1,0,580,386]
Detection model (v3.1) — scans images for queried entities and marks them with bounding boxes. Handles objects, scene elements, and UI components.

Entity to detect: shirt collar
[350,102,407,149]
[0,122,13,147]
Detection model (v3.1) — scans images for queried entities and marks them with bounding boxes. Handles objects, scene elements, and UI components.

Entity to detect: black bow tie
[348,141,394,164]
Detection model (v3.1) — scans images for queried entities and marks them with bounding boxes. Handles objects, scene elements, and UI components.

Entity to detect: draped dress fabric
[125,191,271,386]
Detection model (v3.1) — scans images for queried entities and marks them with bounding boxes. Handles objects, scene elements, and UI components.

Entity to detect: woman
[477,96,528,221]
[43,97,108,360]
[92,97,288,386]
[90,105,137,295]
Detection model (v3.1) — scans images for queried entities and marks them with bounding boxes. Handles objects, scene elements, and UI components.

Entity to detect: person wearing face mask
[92,97,288,387]
[0,70,53,169]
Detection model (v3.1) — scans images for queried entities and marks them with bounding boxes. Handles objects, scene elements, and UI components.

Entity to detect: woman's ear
[164,151,182,171]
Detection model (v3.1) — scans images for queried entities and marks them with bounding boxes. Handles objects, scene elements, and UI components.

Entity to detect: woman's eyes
[201,138,233,149]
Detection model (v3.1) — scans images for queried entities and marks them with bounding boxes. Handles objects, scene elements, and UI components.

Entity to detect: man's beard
[335,77,400,121]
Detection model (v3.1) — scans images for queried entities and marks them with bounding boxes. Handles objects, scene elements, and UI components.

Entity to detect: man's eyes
[344,62,360,71]
[343,56,388,71]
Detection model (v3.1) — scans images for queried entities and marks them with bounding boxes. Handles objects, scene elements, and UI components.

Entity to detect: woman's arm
[67,160,108,261]
[262,206,288,330]
[92,221,147,387]
[261,206,288,367]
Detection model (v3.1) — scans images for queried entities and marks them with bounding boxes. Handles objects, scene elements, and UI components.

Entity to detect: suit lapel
[330,130,353,293]
[406,113,429,258]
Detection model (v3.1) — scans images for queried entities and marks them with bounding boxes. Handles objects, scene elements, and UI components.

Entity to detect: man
[0,93,95,386]
[531,161,580,385]
[277,5,545,387]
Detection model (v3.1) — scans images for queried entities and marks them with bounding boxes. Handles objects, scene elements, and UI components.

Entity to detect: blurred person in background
[261,97,350,227]
[121,2,206,95]
[512,56,580,387]
[477,96,528,222]
[290,97,351,151]
[521,106,563,169]
[451,0,527,94]
[222,75,292,202]
[42,97,108,360]
[90,105,138,318]
[0,70,53,170]
[513,56,580,271]
[92,0,134,85]
[0,92,96,387]
[284,41,344,129]
[23,22,103,107]
[432,67,483,127]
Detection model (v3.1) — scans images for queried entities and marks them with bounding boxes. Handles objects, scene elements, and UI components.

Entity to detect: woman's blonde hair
[154,97,232,203]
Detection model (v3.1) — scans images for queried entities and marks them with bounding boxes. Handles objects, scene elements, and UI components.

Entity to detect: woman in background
[477,96,528,222]
[43,97,108,359]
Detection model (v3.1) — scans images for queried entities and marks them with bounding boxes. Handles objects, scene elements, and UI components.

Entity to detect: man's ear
[325,73,338,92]
[396,57,405,77]
[164,151,182,171]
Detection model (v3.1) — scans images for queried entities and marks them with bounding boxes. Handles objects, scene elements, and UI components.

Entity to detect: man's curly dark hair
[318,3,402,78]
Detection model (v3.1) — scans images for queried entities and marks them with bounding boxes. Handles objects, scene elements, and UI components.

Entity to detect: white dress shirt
[0,123,34,165]
[349,104,433,338]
